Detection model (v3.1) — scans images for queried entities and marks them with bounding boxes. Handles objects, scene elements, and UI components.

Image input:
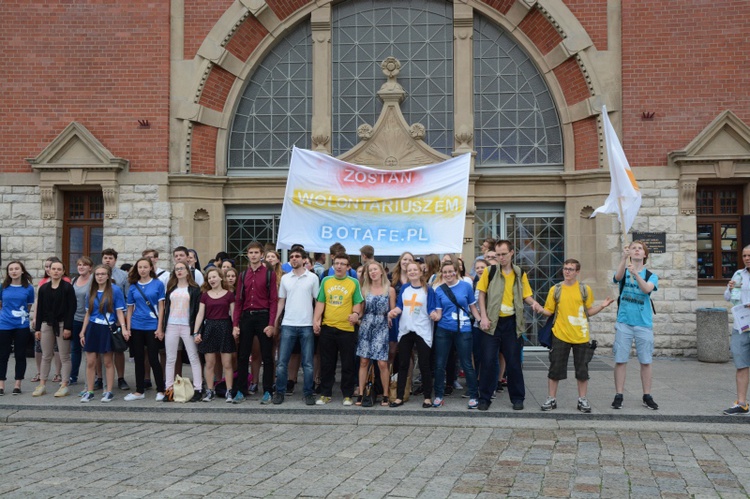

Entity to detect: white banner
[277,147,471,256]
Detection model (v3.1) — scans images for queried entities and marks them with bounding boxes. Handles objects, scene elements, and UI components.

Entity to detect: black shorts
[548,335,591,381]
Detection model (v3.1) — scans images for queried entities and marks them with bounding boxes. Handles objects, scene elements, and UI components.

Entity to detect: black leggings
[0,328,29,381]
[397,332,432,400]
[129,329,165,393]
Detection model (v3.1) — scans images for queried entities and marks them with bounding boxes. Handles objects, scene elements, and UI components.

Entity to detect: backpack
[617,269,656,314]
[538,282,589,348]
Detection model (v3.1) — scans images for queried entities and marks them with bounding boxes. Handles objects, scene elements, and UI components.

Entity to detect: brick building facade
[2,0,749,354]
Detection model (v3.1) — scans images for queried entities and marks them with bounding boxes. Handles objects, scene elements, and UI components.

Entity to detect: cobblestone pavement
[1,421,749,498]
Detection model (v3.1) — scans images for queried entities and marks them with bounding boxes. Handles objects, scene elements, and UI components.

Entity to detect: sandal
[52,374,62,383]
[355,395,363,406]
[381,396,389,407]
[31,374,40,383]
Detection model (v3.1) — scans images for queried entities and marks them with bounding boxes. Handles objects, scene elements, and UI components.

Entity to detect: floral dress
[356,293,389,361]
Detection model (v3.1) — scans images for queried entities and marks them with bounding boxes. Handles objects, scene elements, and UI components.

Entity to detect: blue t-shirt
[126,279,166,330]
[86,287,126,325]
[614,269,658,328]
[0,285,35,330]
[435,281,476,333]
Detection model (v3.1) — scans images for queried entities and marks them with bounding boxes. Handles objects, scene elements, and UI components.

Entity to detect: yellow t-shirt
[476,266,533,317]
[317,275,364,332]
[543,283,594,344]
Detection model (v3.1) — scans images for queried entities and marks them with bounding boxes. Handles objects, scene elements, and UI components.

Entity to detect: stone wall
[0,183,172,279]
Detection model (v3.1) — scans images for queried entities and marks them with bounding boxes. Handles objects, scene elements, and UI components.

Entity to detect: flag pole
[617,196,631,267]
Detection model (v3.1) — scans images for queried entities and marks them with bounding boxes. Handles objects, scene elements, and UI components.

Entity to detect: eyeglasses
[174,267,187,272]
[562,268,578,272]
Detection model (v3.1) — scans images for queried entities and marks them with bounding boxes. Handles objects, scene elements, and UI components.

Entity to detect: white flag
[590,105,641,233]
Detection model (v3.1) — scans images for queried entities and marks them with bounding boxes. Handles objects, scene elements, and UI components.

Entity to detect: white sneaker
[453,380,463,389]
[124,393,145,401]
[155,392,165,402]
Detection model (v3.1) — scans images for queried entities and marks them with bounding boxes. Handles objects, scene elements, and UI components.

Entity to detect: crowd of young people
[0,239,661,413]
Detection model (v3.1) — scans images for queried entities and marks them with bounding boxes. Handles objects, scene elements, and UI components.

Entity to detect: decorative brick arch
[182,0,616,174]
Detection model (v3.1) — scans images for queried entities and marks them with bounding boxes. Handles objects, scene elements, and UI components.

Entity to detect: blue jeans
[479,315,524,405]
[275,325,315,396]
[70,320,83,382]
[434,326,478,399]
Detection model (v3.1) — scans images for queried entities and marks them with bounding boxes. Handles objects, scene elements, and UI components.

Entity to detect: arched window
[473,16,562,167]
[227,2,562,171]
[332,0,453,156]
[228,22,312,171]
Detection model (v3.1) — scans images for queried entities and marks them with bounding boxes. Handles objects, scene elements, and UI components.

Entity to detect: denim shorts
[613,322,653,364]
[730,329,750,369]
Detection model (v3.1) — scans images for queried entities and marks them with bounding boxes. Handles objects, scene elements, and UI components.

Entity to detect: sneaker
[54,386,70,398]
[260,391,272,404]
[462,391,470,398]
[155,392,165,402]
[413,385,424,396]
[249,383,258,395]
[496,381,504,392]
[117,378,130,391]
[490,391,497,400]
[541,397,557,411]
[202,390,215,402]
[432,397,444,407]
[190,390,203,402]
[478,401,490,411]
[12,388,21,395]
[453,380,463,390]
[723,401,749,415]
[468,398,479,409]
[80,391,95,403]
[226,391,234,403]
[304,394,316,406]
[68,377,78,385]
[32,385,46,397]
[272,392,284,405]
[101,391,114,403]
[286,381,295,395]
[611,394,623,409]
[512,401,524,411]
[642,394,659,410]
[316,395,331,405]
[577,397,592,413]
[500,377,508,386]
[93,378,103,390]
[124,393,145,401]
[144,379,153,390]
[0,388,4,396]
[232,391,245,404]
[343,397,353,406]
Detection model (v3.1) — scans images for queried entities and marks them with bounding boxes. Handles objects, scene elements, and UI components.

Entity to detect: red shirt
[232,264,278,327]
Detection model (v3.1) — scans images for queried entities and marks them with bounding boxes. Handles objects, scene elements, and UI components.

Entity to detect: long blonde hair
[360,262,390,298]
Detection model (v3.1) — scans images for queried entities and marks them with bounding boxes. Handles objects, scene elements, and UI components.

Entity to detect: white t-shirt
[278,270,320,327]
